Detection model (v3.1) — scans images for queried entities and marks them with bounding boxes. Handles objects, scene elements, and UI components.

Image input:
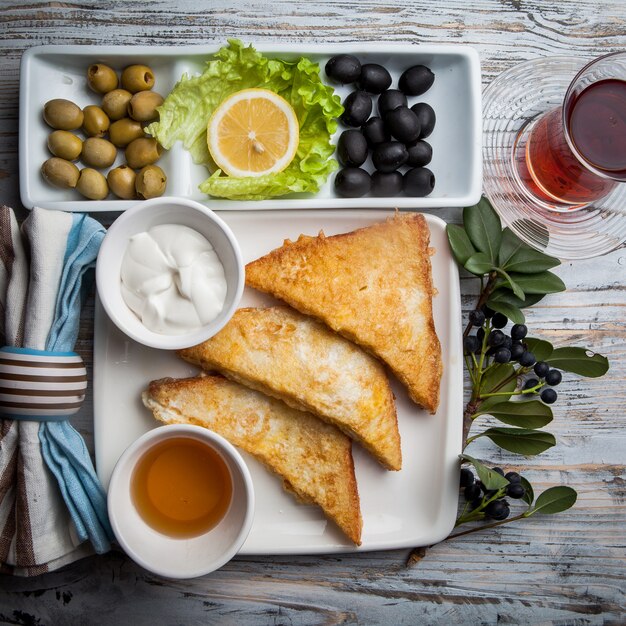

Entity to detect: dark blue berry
[477,327,485,344]
[476,480,486,493]
[484,489,498,500]
[460,467,474,487]
[523,378,539,391]
[510,343,525,361]
[482,305,495,318]
[510,324,528,340]
[492,467,504,476]
[541,388,557,404]
[519,351,536,367]
[491,312,508,329]
[464,483,481,501]
[469,309,485,327]
[534,361,550,378]
[494,347,512,363]
[506,483,526,499]
[505,471,521,483]
[488,329,505,347]
[545,369,562,386]
[464,335,480,354]
[470,498,483,511]
[485,499,510,520]
[503,336,513,349]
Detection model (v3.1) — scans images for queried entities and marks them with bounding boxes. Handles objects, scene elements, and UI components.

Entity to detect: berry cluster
[460,467,526,521]
[463,306,563,404]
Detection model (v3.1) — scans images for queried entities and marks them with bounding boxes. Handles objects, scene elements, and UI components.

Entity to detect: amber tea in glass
[515,51,626,209]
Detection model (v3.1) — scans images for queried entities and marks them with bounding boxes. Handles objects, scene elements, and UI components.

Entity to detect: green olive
[121,64,155,93]
[87,63,119,94]
[102,89,133,121]
[81,137,117,169]
[135,165,167,199]
[41,157,80,189]
[109,118,145,147]
[76,168,108,200]
[107,165,137,199]
[43,99,84,131]
[47,130,83,161]
[125,137,162,169]
[82,105,110,137]
[127,91,164,122]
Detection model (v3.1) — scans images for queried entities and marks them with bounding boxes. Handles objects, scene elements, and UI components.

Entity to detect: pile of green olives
[41,62,167,201]
[325,54,437,199]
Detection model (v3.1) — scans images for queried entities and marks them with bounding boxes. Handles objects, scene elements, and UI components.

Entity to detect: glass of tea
[514,51,626,210]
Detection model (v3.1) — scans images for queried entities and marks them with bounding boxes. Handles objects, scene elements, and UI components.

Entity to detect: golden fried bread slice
[142,375,362,545]
[245,213,442,413]
[180,306,401,471]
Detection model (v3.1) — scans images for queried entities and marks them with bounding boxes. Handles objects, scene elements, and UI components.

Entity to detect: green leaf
[527,486,577,516]
[475,400,553,429]
[520,476,534,506]
[504,271,566,295]
[480,364,518,397]
[446,224,476,266]
[464,252,494,276]
[473,395,509,416]
[546,347,610,378]
[460,454,510,490]
[463,198,502,264]
[500,230,561,274]
[485,299,525,325]
[488,289,545,310]
[480,428,556,455]
[494,267,526,300]
[498,228,529,269]
[523,337,554,362]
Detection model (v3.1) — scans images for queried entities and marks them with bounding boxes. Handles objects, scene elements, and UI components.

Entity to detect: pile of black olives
[325,54,437,199]
[41,63,167,201]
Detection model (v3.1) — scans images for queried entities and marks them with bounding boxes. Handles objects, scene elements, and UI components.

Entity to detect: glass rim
[562,50,626,182]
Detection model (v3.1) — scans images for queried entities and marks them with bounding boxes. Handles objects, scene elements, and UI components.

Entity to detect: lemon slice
[207,88,300,178]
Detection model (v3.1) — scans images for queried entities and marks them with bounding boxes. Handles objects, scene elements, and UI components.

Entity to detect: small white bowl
[96,196,244,350]
[107,424,254,579]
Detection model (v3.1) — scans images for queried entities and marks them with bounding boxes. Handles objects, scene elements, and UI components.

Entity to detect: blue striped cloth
[39,213,113,554]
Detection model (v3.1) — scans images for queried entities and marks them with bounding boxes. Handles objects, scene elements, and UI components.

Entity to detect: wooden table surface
[1,1,625,624]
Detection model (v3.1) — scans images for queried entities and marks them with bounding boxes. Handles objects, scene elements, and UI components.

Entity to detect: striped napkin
[0,205,113,576]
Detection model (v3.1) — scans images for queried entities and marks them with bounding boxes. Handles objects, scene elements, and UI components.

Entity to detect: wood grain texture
[0,1,625,624]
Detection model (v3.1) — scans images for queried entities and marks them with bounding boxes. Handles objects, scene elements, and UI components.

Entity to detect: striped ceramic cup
[0,347,87,420]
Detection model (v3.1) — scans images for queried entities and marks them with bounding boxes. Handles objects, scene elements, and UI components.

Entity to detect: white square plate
[21,43,482,212]
[93,210,463,554]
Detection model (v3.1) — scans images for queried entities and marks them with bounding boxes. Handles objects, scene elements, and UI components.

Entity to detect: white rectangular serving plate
[20,43,482,212]
[93,210,463,554]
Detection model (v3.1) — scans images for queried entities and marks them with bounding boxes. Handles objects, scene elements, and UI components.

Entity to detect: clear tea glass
[514,51,626,210]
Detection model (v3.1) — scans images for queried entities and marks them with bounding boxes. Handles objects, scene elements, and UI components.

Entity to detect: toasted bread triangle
[245,213,442,413]
[143,375,362,545]
[180,306,401,470]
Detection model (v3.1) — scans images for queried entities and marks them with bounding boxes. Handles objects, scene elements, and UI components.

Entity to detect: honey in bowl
[131,436,233,538]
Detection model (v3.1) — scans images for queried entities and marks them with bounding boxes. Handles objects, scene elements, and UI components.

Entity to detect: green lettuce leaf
[147,39,343,200]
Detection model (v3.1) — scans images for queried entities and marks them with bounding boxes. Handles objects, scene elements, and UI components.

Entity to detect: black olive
[372,141,409,173]
[325,54,362,84]
[334,167,371,197]
[410,102,436,138]
[371,171,403,197]
[341,91,373,127]
[406,140,433,167]
[404,167,435,196]
[399,65,435,96]
[337,129,369,167]
[358,64,392,94]
[384,106,421,143]
[377,89,407,116]
[361,117,390,147]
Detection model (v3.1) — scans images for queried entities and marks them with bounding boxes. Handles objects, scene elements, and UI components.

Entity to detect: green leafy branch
[445,198,609,539]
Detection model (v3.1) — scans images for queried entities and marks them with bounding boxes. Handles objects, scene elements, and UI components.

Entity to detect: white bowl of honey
[107,424,254,578]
